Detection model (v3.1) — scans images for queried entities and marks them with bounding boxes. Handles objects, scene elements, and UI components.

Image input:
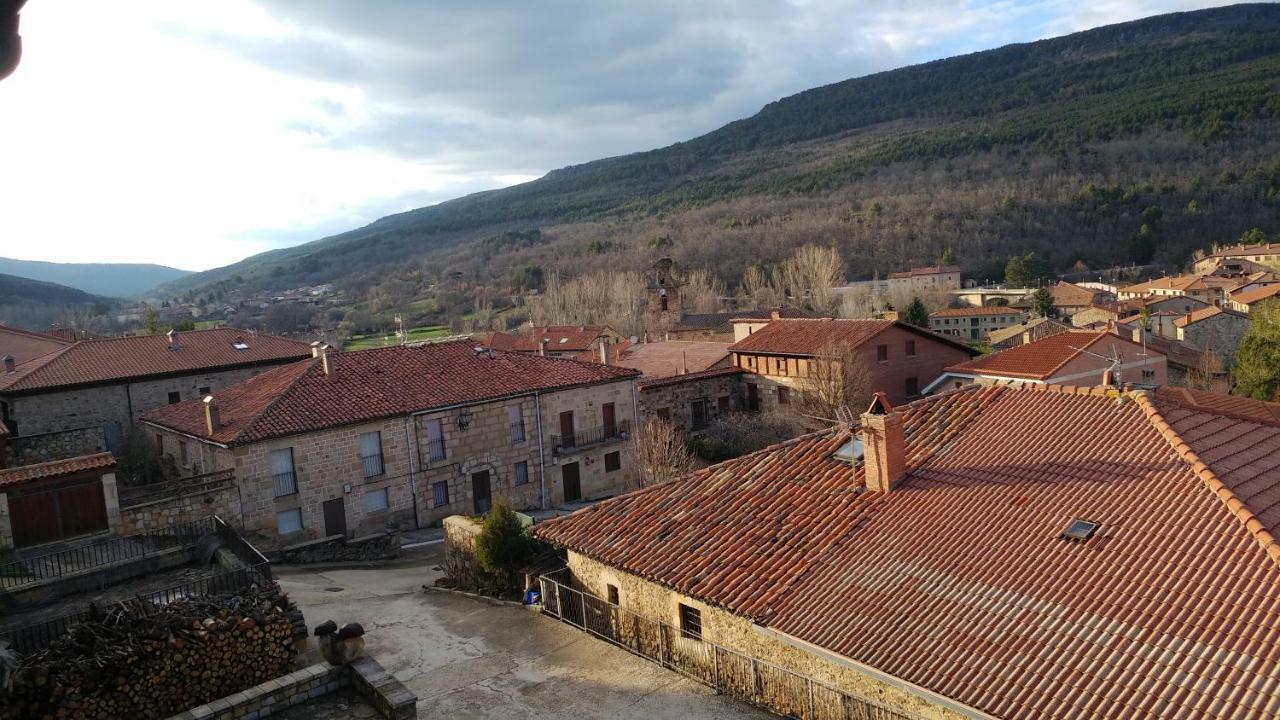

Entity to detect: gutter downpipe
[402,415,420,529]
[749,624,997,720]
[535,390,547,510]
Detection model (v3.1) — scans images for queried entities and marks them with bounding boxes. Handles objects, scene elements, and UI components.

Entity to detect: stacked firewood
[2,585,300,720]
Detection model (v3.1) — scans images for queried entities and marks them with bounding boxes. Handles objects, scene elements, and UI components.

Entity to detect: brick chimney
[203,395,221,434]
[2,354,14,373]
[598,339,610,365]
[167,329,180,351]
[771,309,782,320]
[860,393,905,493]
[1102,368,1116,387]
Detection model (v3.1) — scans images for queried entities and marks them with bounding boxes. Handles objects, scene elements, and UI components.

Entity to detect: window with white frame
[276,508,303,534]
[364,487,390,512]
[359,431,384,478]
[270,448,298,497]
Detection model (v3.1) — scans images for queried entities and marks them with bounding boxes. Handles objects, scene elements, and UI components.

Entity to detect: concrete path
[274,548,767,719]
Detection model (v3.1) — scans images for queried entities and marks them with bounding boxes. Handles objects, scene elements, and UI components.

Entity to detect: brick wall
[566,551,968,720]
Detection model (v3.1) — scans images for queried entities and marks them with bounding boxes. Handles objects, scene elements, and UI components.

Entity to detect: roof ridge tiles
[229,357,322,445]
[1131,390,1280,566]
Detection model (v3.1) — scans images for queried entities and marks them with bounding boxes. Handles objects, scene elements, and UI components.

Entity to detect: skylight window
[232,338,250,350]
[1062,519,1100,541]
[559,337,569,344]
[833,437,864,463]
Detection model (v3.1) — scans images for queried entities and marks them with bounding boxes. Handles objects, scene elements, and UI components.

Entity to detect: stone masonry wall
[1179,313,1250,367]
[566,551,970,720]
[117,480,242,536]
[637,374,742,435]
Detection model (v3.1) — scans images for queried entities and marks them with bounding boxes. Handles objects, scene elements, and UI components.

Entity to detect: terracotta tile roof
[985,316,1070,347]
[928,305,1025,318]
[472,331,522,352]
[728,318,974,356]
[0,452,116,490]
[1119,274,1213,294]
[1230,283,1280,306]
[1130,333,1212,370]
[572,340,634,365]
[1173,305,1248,327]
[1049,281,1100,307]
[1206,241,1280,258]
[508,325,615,352]
[0,324,71,365]
[536,383,1280,720]
[636,366,743,391]
[945,330,1152,380]
[579,340,729,379]
[886,265,960,279]
[1153,385,1280,425]
[0,328,311,394]
[143,340,639,446]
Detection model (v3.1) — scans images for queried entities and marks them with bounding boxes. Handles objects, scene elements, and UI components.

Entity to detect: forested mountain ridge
[0,257,191,298]
[164,4,1280,309]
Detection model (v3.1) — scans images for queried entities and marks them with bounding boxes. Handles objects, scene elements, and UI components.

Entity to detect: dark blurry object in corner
[0,0,26,82]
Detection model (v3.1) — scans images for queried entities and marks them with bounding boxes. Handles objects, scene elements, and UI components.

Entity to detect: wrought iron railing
[361,453,385,478]
[510,421,527,443]
[0,517,217,591]
[539,574,915,720]
[426,437,447,463]
[118,469,235,508]
[272,470,298,497]
[552,420,629,454]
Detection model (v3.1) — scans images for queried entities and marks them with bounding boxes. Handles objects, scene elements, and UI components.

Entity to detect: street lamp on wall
[456,409,474,431]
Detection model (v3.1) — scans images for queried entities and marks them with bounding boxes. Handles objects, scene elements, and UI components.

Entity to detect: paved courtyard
[274,547,767,719]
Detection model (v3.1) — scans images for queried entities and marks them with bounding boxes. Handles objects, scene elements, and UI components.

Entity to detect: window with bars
[679,604,702,640]
[167,391,181,404]
[508,405,526,443]
[425,419,446,462]
[432,480,450,508]
[514,460,530,486]
[359,431,384,478]
[270,448,298,497]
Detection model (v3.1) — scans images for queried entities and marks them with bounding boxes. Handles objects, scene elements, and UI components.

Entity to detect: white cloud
[0,0,1232,271]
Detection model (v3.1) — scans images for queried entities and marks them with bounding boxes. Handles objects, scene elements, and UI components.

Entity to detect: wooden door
[562,462,581,503]
[9,492,61,548]
[472,470,492,515]
[559,410,576,447]
[322,497,347,538]
[747,384,760,412]
[9,480,109,548]
[602,403,616,438]
[59,482,108,538]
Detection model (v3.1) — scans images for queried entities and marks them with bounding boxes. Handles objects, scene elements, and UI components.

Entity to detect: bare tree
[683,269,726,314]
[739,265,781,309]
[1184,347,1225,392]
[532,270,646,335]
[776,244,843,313]
[791,339,874,429]
[629,419,697,488]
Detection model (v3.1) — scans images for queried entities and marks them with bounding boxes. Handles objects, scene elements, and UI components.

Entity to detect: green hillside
[0,257,191,298]
[164,4,1280,306]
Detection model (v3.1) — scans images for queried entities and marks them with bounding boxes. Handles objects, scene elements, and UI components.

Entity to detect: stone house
[636,368,744,434]
[927,306,1027,341]
[985,316,1070,351]
[534,383,1280,720]
[1116,274,1223,304]
[728,318,976,410]
[143,341,639,546]
[0,328,311,466]
[475,325,624,359]
[1048,280,1104,315]
[925,329,1167,393]
[1174,305,1251,367]
[1227,282,1280,313]
[835,265,962,297]
[1193,241,1280,273]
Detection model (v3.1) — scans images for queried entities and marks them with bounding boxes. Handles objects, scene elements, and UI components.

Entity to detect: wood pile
[1,584,300,720]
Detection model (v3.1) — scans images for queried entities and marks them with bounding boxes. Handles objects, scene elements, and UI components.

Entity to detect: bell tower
[645,258,685,333]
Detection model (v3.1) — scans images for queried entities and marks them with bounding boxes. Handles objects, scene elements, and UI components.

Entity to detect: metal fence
[118,469,235,508]
[539,575,914,720]
[0,517,217,590]
[1,563,272,655]
[552,420,630,452]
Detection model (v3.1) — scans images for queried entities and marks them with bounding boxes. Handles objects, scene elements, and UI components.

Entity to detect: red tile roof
[143,340,639,446]
[1049,281,1100,307]
[1230,282,1280,306]
[536,383,1280,720]
[579,340,729,379]
[1173,305,1248,327]
[0,452,116,489]
[946,330,1153,380]
[1119,274,1213,294]
[0,328,311,394]
[928,305,1025,318]
[728,319,974,356]
[509,325,615,352]
[636,366,743,391]
[0,324,71,366]
[1206,241,1280,259]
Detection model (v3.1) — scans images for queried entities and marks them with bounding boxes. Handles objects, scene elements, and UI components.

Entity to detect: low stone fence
[166,656,416,720]
[278,530,400,564]
[118,471,241,536]
[442,515,482,586]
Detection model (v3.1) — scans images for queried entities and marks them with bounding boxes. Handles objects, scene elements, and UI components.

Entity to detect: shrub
[473,501,533,595]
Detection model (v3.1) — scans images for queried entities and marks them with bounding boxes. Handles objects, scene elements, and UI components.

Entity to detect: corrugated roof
[143,340,639,446]
[536,383,1280,720]
[0,452,116,489]
[0,328,311,393]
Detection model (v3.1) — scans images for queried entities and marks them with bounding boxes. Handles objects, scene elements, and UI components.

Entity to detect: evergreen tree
[1032,287,1058,318]
[902,296,930,328]
[1234,300,1280,402]
[474,500,534,595]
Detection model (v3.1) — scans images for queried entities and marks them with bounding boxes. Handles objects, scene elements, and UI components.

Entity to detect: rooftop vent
[2,354,14,373]
[167,329,180,351]
[1062,519,1100,542]
[232,337,250,351]
[832,437,864,464]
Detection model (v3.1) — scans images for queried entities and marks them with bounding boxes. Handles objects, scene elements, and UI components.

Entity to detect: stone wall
[1179,313,1250,367]
[278,531,400,564]
[566,551,972,720]
[637,372,742,435]
[442,515,482,587]
[117,478,242,536]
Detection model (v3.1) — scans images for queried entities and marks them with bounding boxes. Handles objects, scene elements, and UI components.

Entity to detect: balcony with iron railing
[552,420,629,456]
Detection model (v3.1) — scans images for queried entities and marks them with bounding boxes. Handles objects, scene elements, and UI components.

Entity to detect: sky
[0,0,1232,272]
